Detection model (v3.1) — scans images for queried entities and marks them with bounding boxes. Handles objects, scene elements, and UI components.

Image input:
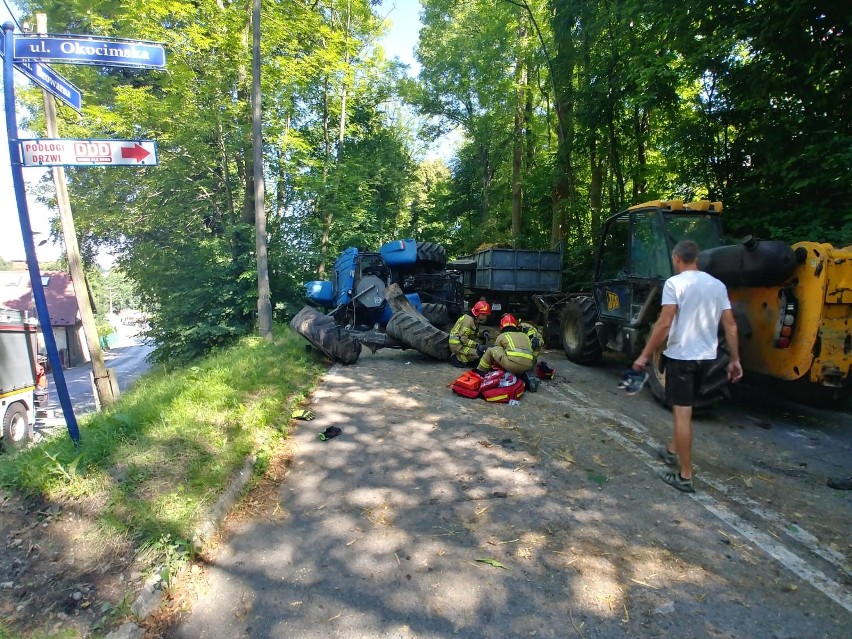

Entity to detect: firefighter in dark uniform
[448,300,491,367]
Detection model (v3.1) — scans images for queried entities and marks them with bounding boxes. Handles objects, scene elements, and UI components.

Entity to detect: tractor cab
[593,200,724,334]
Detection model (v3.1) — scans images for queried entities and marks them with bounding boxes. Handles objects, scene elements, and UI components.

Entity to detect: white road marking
[546,382,852,614]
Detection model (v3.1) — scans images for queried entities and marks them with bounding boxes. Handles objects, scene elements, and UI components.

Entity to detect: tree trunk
[318,1,351,277]
[317,75,332,277]
[252,0,272,341]
[549,0,577,246]
[511,14,526,246]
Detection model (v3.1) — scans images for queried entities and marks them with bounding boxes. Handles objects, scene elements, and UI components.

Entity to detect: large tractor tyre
[386,311,451,361]
[420,302,450,328]
[646,339,731,410]
[646,341,669,406]
[1,403,31,453]
[415,242,447,270]
[290,306,362,365]
[560,296,602,365]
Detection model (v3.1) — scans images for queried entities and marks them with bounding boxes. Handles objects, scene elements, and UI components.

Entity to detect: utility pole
[36,13,117,408]
[252,0,273,341]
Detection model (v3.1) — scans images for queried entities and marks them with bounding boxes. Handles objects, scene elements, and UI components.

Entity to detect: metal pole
[36,13,116,408]
[2,22,80,443]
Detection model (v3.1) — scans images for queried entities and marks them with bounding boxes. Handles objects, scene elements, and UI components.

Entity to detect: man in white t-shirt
[633,240,743,493]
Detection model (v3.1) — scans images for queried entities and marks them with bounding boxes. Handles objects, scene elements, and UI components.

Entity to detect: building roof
[0,270,81,327]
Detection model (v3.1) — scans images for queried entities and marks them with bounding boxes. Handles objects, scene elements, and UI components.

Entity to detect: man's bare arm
[633,304,676,369]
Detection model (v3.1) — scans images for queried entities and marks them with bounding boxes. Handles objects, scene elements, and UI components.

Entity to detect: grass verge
[0,326,325,593]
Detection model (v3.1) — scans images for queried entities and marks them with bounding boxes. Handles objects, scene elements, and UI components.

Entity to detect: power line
[0,0,22,31]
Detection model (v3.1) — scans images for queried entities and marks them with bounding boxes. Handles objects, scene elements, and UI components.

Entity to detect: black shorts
[665,358,716,407]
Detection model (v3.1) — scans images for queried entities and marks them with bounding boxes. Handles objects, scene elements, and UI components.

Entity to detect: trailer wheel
[560,296,602,364]
[385,311,451,360]
[290,306,362,365]
[1,403,31,452]
[420,303,450,328]
[646,338,730,409]
[415,242,447,270]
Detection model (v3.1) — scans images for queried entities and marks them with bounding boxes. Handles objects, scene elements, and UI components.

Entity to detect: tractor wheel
[415,242,447,270]
[420,303,450,328]
[290,306,362,365]
[646,341,669,406]
[696,340,732,409]
[646,337,731,410]
[385,311,451,361]
[560,296,602,364]
[1,403,31,453]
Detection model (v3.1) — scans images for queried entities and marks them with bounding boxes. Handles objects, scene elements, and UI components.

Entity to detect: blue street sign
[14,60,82,112]
[14,34,166,69]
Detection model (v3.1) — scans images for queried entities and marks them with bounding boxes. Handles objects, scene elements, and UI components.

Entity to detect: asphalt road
[174,347,851,639]
[35,321,154,441]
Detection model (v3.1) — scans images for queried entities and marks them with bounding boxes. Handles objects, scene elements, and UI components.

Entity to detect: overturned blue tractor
[291,240,463,364]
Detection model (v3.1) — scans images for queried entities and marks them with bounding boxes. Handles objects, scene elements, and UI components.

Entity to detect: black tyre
[646,337,730,409]
[415,242,447,270]
[290,306,362,365]
[420,303,450,328]
[646,341,669,406]
[1,403,31,453]
[560,296,602,364]
[385,311,451,360]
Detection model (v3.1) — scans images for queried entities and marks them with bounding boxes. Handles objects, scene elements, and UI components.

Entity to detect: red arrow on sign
[120,143,150,162]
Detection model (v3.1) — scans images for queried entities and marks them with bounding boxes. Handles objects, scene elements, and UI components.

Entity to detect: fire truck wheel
[1,403,31,452]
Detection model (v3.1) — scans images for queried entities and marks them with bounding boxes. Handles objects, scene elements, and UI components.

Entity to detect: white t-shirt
[662,270,731,361]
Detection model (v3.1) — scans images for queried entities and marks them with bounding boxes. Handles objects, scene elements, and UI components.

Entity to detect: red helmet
[471,300,491,317]
[500,313,518,329]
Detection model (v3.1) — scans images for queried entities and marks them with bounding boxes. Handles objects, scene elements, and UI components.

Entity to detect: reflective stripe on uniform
[503,333,534,360]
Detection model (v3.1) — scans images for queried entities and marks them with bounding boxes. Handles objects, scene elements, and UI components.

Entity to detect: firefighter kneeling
[476,314,539,392]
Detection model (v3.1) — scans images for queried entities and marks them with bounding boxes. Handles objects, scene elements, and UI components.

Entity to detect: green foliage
[0,327,325,555]
[10,0,848,355]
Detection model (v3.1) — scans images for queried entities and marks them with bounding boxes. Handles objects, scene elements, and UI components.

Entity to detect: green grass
[0,326,325,570]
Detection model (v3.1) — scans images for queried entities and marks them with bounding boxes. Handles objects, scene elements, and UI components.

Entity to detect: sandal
[661,470,695,493]
[658,447,679,467]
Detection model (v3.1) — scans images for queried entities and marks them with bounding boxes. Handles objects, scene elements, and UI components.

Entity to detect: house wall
[38,325,88,368]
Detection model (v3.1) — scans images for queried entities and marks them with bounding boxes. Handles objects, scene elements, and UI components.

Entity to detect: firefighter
[518,319,543,361]
[448,300,491,367]
[475,313,535,377]
[518,318,556,380]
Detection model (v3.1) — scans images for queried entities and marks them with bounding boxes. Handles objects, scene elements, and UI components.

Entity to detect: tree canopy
[14,0,850,363]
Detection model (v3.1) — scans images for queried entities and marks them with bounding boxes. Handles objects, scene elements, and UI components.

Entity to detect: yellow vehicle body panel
[729,242,851,387]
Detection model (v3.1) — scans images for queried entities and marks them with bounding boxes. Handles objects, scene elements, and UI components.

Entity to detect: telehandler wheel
[290,306,362,365]
[646,342,669,407]
[420,302,450,328]
[646,339,731,409]
[386,311,451,361]
[1,403,31,452]
[415,242,447,270]
[560,296,602,365]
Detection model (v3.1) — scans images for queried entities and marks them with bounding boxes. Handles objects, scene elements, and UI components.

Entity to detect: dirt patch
[0,490,147,637]
[1,437,296,638]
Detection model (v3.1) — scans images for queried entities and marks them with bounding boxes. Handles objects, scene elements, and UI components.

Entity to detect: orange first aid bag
[451,370,482,398]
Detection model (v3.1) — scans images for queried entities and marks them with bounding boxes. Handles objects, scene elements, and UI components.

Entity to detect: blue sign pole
[2,22,80,444]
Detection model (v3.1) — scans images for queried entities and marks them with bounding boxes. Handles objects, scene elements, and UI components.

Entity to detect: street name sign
[14,34,166,69]
[14,61,82,111]
[19,139,158,167]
